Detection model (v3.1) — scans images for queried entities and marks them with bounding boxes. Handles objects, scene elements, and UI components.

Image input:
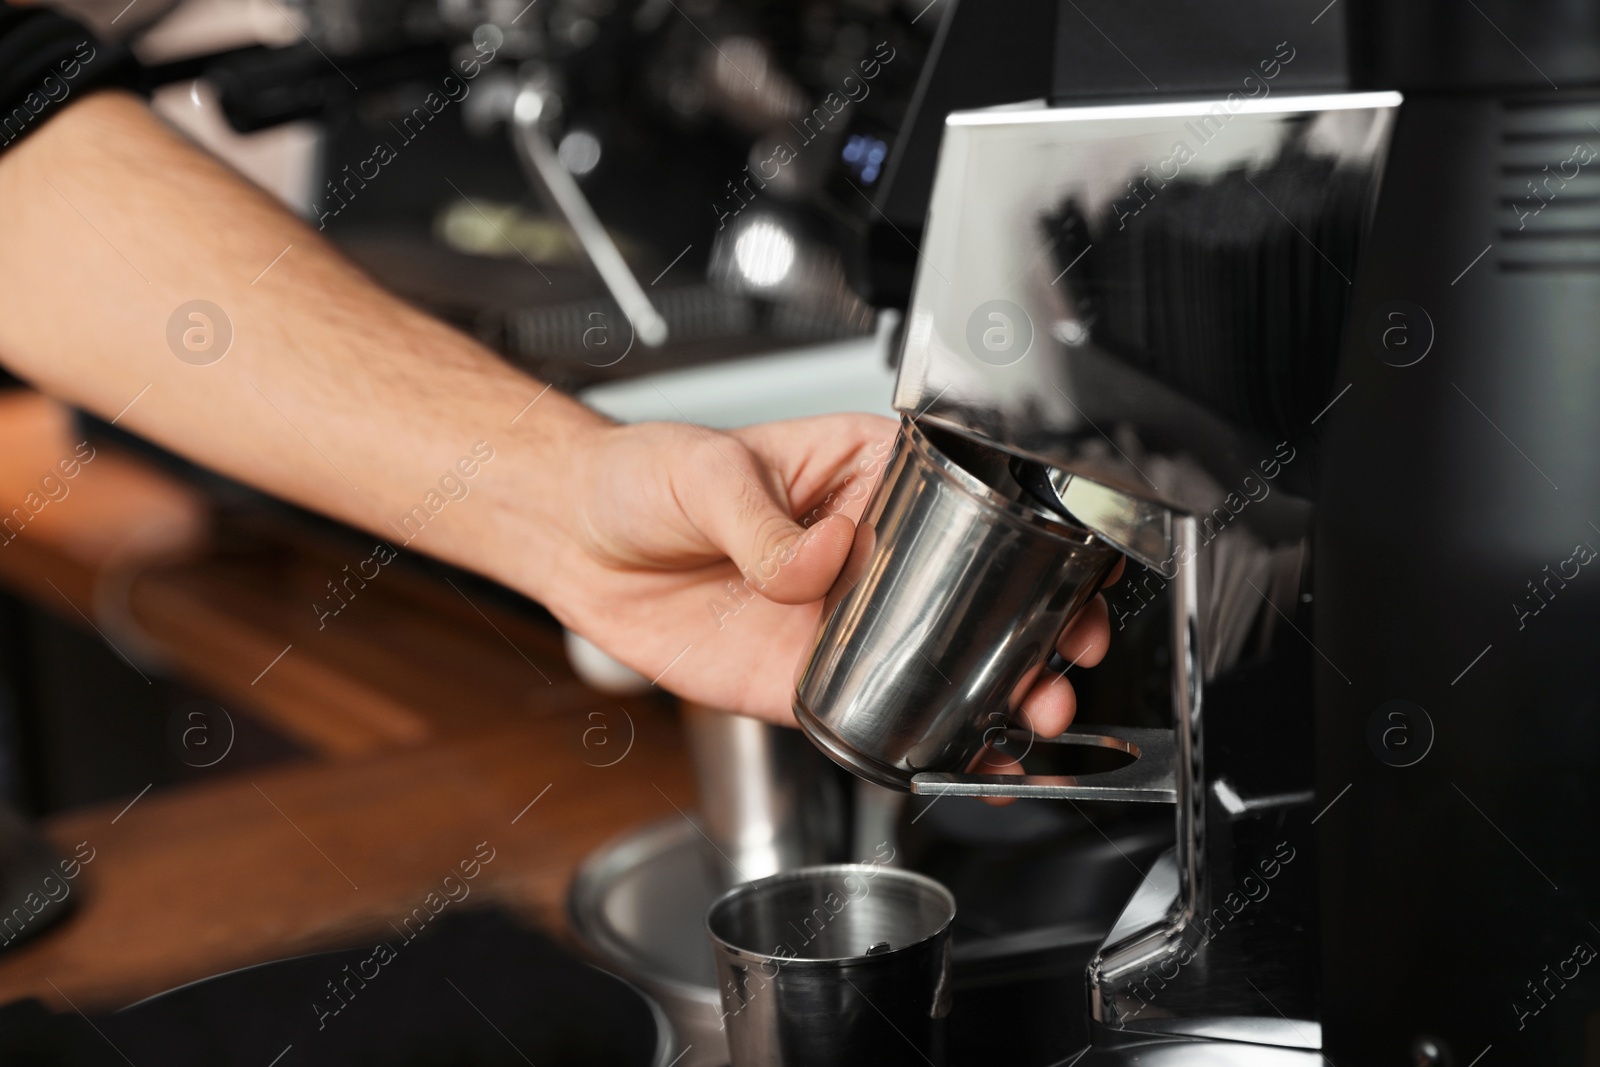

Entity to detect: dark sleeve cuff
[0,3,145,156]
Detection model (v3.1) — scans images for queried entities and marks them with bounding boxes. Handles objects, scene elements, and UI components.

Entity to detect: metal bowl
[568,817,728,1067]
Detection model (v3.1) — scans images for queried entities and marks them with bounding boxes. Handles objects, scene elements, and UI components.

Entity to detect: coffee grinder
[794,1,1600,1063]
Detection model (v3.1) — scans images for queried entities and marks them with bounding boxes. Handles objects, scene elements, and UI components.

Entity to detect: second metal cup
[707,864,955,1067]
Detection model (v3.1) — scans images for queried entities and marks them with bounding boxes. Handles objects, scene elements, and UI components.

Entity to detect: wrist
[469,390,613,608]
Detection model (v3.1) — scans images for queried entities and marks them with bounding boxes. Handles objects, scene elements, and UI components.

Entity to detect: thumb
[674,443,857,605]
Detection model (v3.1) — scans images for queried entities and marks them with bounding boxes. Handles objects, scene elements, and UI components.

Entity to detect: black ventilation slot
[1496,99,1600,271]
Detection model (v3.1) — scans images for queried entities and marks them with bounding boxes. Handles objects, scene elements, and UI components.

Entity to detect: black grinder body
[1319,2,1600,1063]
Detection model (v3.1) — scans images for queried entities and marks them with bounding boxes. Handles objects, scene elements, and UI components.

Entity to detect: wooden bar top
[0,709,695,1012]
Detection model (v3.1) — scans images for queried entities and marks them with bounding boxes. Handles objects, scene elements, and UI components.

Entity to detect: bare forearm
[0,90,603,599]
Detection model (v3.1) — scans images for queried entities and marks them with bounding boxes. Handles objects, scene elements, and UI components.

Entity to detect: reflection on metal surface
[1113,1016,1322,1049]
[1048,471,1176,575]
[895,92,1399,517]
[1099,847,1182,950]
[1075,1037,1324,1065]
[706,865,955,1067]
[567,818,725,1067]
[683,704,853,890]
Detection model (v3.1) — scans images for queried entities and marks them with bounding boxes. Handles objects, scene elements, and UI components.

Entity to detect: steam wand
[507,77,670,349]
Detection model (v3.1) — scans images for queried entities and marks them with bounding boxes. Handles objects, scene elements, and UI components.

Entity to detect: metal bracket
[909,725,1176,803]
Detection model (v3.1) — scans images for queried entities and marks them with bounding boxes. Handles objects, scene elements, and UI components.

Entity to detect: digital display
[841,134,889,184]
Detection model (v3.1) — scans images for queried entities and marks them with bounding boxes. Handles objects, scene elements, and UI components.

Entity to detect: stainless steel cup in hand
[794,416,1122,790]
[706,864,955,1067]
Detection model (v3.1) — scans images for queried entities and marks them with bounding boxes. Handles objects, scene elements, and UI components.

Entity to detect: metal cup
[794,416,1121,790]
[706,864,955,1067]
[682,703,853,891]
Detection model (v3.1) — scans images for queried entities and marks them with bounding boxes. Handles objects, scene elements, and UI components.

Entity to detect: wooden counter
[0,713,694,1013]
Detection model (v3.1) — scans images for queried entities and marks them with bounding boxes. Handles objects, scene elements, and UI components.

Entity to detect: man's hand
[532,414,1118,728]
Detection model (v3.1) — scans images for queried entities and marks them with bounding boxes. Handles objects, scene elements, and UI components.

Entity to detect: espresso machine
[775,0,1600,1064]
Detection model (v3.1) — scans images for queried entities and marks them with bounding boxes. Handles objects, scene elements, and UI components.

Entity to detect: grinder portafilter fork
[792,416,1185,807]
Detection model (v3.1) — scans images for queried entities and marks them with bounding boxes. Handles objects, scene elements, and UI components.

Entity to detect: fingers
[1006,596,1109,740]
[673,432,857,605]
[946,561,1126,809]
[753,512,856,605]
[732,413,898,520]
[668,416,895,606]
[1056,594,1111,669]
[969,741,1025,807]
[981,670,1080,806]
[1016,672,1078,737]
